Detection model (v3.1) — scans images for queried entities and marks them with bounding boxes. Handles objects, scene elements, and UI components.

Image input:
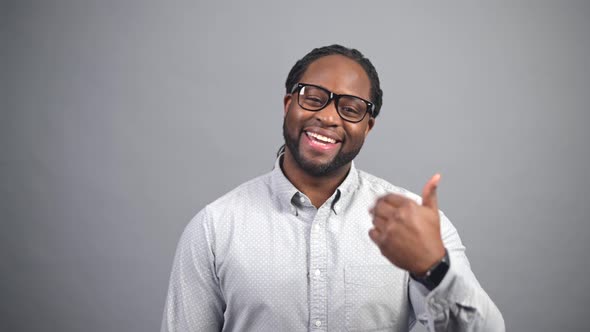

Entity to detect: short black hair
[285,44,383,118]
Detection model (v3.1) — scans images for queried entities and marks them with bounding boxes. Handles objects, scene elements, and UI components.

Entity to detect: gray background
[2,1,589,331]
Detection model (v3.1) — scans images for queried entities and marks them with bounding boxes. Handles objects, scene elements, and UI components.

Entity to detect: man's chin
[295,157,344,177]
[290,142,360,177]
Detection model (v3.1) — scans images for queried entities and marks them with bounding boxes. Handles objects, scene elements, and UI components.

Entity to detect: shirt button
[314,269,321,277]
[313,224,320,232]
[315,320,322,327]
[300,196,305,203]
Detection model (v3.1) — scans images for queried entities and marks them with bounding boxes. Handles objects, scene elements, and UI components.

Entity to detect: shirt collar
[332,160,359,214]
[269,155,300,214]
[269,155,360,215]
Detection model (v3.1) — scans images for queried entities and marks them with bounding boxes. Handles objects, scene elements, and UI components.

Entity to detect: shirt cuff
[418,262,481,331]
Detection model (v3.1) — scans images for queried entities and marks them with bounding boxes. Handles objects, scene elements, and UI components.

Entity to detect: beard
[282,118,362,177]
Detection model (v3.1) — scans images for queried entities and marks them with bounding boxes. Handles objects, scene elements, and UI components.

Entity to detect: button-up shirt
[161,158,504,331]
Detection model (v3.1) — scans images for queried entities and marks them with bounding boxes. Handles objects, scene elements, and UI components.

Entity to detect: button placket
[309,207,329,330]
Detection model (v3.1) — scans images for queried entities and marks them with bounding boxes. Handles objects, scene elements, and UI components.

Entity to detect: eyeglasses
[290,83,375,123]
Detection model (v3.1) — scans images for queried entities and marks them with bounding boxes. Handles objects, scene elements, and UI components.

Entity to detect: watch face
[411,249,450,291]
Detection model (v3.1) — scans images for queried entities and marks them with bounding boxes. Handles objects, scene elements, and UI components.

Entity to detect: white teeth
[306,131,336,144]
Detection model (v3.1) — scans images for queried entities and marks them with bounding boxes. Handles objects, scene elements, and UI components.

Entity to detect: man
[161,45,504,331]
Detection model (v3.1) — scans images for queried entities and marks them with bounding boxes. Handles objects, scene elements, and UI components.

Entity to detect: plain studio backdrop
[2,1,589,331]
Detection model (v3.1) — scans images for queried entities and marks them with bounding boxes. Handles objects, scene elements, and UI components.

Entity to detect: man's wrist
[410,248,450,291]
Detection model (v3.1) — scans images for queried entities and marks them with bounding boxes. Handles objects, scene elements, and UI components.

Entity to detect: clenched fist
[369,174,446,276]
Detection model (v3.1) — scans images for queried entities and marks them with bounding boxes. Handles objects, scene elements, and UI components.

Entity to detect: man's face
[283,54,375,177]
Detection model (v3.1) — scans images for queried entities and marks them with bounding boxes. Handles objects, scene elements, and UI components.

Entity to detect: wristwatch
[410,248,450,291]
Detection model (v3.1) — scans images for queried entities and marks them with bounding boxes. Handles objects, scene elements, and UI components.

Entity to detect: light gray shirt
[161,158,504,331]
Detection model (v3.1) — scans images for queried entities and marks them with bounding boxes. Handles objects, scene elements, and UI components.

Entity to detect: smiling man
[161,45,505,331]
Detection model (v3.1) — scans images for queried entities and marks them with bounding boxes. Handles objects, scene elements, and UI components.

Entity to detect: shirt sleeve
[161,207,225,332]
[409,211,505,331]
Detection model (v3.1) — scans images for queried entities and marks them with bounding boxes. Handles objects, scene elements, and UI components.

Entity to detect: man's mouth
[305,131,337,144]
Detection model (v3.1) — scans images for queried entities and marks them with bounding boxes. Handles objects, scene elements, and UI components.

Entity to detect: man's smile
[302,128,342,152]
[306,131,337,144]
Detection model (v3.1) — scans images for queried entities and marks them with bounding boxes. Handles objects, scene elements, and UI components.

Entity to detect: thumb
[421,173,441,210]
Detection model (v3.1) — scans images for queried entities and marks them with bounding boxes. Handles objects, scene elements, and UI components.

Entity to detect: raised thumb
[421,173,441,209]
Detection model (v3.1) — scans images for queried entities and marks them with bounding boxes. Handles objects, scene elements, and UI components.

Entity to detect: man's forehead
[299,55,371,99]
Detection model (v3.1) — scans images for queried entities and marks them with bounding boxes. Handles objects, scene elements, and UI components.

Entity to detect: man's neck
[281,152,350,209]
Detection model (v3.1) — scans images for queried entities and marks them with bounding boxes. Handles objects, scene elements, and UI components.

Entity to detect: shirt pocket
[344,264,403,331]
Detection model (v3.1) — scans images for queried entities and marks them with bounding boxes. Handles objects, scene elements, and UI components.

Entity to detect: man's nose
[314,100,340,126]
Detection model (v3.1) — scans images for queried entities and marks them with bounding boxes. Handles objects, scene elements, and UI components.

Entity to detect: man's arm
[369,174,505,331]
[409,212,505,331]
[161,208,225,332]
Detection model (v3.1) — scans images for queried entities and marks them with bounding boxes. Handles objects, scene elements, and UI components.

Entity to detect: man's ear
[365,117,375,137]
[283,95,293,116]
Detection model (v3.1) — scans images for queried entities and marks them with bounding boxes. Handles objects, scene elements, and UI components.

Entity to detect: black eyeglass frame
[290,83,375,123]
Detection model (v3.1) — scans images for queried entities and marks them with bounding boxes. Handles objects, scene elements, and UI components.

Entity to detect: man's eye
[305,96,324,105]
[340,106,361,115]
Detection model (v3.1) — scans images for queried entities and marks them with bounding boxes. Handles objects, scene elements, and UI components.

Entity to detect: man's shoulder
[355,168,422,203]
[186,171,273,228]
[208,171,273,209]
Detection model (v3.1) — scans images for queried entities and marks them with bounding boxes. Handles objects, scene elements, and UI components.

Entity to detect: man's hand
[368,174,446,276]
